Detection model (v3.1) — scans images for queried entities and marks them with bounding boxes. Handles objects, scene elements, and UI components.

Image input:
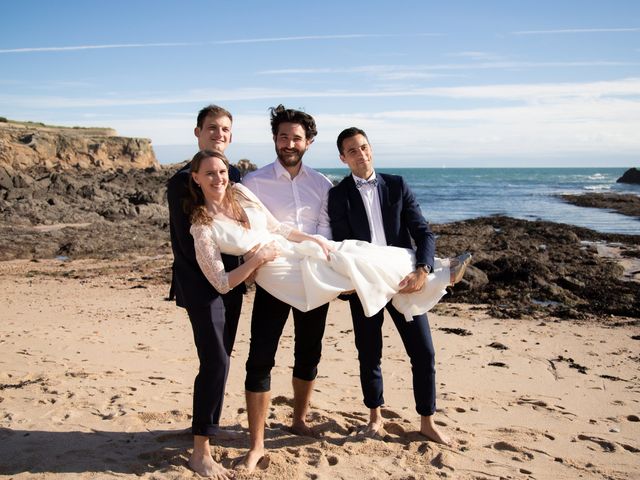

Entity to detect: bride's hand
[243,243,259,262]
[256,241,280,265]
[313,237,333,260]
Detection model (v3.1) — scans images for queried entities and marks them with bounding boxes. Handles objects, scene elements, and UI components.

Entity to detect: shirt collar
[352,171,377,184]
[274,158,308,180]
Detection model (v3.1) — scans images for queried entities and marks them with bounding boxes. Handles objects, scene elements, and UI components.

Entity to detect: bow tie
[355,178,378,189]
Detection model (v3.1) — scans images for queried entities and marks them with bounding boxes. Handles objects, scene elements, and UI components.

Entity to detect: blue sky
[1,0,639,168]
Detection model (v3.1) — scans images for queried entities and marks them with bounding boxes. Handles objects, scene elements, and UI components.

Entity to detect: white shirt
[352,172,387,246]
[243,159,333,237]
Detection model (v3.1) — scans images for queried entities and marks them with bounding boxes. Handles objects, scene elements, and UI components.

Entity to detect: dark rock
[454,265,488,291]
[434,215,640,320]
[617,167,640,184]
[559,193,640,218]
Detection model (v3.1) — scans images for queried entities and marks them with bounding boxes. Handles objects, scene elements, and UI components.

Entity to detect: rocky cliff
[0,119,158,172]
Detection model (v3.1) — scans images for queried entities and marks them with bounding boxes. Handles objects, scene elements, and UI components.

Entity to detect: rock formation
[0,118,158,172]
[617,167,640,184]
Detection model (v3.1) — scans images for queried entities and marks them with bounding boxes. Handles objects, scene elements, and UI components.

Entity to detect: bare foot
[188,453,234,479]
[420,416,450,446]
[361,419,384,438]
[235,448,264,474]
[289,420,317,437]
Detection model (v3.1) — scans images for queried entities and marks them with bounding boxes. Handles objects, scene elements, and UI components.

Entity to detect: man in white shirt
[238,105,333,472]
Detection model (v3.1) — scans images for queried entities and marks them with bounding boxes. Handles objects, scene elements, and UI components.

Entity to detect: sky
[1,0,639,168]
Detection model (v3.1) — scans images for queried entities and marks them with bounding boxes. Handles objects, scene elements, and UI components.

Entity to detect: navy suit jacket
[327,173,435,270]
[167,161,244,309]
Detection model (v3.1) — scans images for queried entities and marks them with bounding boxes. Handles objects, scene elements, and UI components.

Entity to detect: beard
[276,146,306,168]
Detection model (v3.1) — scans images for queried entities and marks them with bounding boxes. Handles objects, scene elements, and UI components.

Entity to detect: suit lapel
[376,175,394,243]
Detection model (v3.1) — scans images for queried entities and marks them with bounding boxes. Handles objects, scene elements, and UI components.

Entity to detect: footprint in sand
[271,395,294,407]
[380,408,402,419]
[337,411,369,423]
[576,434,616,452]
[491,441,534,461]
[430,451,455,472]
[384,422,406,436]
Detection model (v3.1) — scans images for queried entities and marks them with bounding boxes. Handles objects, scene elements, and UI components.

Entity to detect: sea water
[318,168,640,235]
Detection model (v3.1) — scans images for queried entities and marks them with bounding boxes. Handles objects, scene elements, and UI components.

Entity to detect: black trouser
[349,296,437,417]
[187,289,242,436]
[245,285,328,392]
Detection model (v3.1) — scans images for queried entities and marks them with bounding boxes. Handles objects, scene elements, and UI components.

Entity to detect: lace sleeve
[190,223,231,294]
[234,183,293,238]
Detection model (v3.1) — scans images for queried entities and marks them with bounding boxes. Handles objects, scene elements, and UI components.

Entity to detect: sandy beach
[1,255,638,479]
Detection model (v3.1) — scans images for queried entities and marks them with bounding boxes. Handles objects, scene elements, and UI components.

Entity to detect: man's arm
[327,184,353,242]
[400,177,435,269]
[316,192,332,240]
[397,176,435,293]
[167,169,195,259]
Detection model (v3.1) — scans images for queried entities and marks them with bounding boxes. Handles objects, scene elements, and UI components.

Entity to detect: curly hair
[269,104,317,140]
[186,150,250,227]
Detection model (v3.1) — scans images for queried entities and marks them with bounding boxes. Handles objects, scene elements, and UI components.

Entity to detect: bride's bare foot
[420,415,450,446]
[449,252,472,285]
[188,453,234,479]
[235,448,265,473]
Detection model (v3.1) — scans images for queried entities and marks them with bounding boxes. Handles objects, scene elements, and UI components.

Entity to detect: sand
[0,256,638,479]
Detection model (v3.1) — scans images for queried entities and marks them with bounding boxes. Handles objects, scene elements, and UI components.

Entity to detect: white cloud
[0,33,439,55]
[258,60,638,76]
[6,78,639,165]
[2,77,638,110]
[0,42,198,54]
[512,27,640,35]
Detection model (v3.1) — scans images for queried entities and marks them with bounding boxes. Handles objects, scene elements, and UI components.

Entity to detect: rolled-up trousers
[245,286,328,392]
[348,296,437,417]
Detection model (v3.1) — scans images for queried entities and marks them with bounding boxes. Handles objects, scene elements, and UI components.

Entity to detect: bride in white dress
[187,150,471,320]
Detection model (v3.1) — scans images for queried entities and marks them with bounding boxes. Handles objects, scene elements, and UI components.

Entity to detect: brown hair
[337,127,369,155]
[269,104,317,140]
[196,104,233,129]
[186,150,250,226]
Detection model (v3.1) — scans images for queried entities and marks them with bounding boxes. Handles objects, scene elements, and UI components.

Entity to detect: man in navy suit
[167,104,243,478]
[327,127,448,444]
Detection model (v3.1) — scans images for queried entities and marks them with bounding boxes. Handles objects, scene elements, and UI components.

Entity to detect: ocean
[317,167,640,235]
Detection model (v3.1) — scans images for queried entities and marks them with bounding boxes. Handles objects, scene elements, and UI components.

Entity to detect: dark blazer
[327,172,435,270]
[167,162,244,309]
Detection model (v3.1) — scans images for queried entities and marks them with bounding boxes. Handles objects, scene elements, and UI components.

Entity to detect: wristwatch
[416,263,432,274]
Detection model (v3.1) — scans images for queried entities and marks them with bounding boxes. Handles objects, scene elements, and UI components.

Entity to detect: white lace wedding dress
[191,184,450,320]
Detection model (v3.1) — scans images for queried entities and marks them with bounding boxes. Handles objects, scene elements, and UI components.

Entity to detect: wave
[587,173,607,180]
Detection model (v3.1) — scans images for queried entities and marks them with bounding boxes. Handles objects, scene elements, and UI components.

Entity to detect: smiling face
[339,133,374,180]
[194,114,232,153]
[274,122,312,171]
[191,155,229,203]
